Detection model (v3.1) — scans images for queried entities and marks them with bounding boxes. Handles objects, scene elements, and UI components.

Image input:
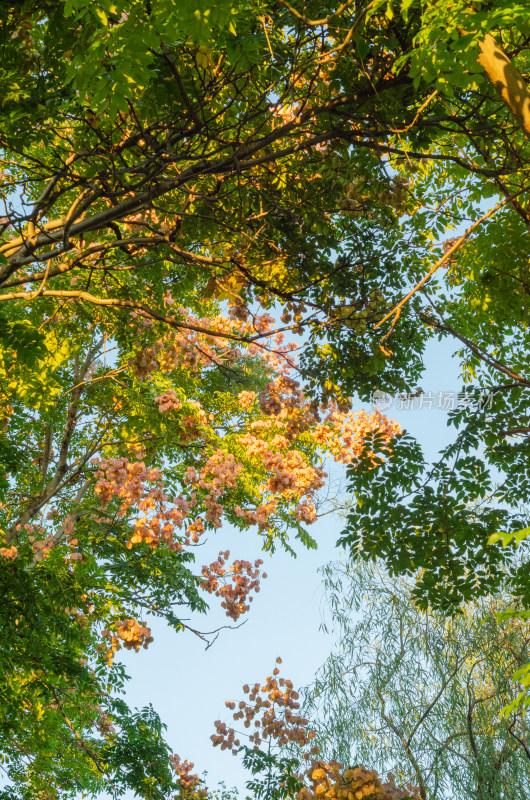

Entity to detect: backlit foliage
[2,0,530,795]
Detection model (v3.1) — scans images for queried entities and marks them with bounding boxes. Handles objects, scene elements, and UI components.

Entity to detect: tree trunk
[477,33,530,138]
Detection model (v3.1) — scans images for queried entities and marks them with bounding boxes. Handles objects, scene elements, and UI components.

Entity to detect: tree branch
[477,34,530,139]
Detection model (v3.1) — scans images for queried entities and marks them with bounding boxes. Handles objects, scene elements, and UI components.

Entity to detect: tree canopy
[303,560,530,800]
[2,0,530,797]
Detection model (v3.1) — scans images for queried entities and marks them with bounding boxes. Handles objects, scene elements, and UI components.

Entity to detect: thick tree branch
[477,34,530,139]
